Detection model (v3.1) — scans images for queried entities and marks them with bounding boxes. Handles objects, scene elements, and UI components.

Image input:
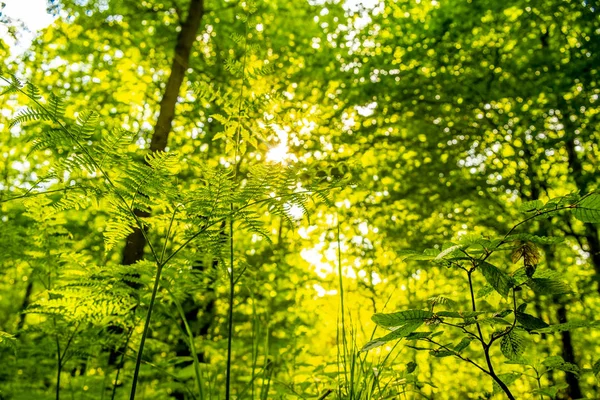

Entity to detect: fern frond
[48,93,66,119]
[25,82,42,100]
[10,107,52,127]
[73,110,99,140]
[145,151,180,174]
[97,128,133,165]
[29,128,74,154]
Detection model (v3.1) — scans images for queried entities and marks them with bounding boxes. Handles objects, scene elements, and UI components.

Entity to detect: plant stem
[168,288,204,400]
[111,328,133,400]
[225,212,235,400]
[129,263,164,400]
[466,269,516,400]
[336,217,349,393]
[56,358,62,400]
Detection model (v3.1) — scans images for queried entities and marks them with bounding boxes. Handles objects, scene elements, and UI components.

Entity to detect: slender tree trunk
[16,281,33,334]
[556,305,583,399]
[121,0,205,264]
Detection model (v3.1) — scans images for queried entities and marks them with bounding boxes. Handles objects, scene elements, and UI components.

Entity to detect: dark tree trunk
[556,305,583,399]
[121,0,205,264]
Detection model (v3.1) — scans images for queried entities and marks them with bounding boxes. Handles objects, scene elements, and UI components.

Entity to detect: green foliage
[363,200,600,399]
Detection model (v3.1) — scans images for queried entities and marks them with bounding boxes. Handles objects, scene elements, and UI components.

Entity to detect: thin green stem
[425,338,489,375]
[335,216,348,394]
[129,263,164,400]
[225,212,235,400]
[111,328,134,400]
[167,288,204,400]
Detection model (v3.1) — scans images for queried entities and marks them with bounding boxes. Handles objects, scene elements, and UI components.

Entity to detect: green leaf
[361,320,424,352]
[592,359,600,378]
[505,233,563,245]
[516,312,549,330]
[430,349,454,358]
[0,331,16,354]
[533,320,600,333]
[454,336,474,352]
[399,249,437,261]
[405,331,443,341]
[406,361,417,374]
[532,386,563,398]
[527,278,572,295]
[435,243,465,260]
[542,356,580,376]
[479,317,512,326]
[572,193,600,223]
[500,330,526,360]
[477,284,494,298]
[437,310,486,318]
[504,357,533,366]
[478,261,514,297]
[371,310,434,328]
[519,199,544,212]
[492,373,521,396]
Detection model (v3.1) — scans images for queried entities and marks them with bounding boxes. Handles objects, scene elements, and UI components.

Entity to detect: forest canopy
[0,0,599,399]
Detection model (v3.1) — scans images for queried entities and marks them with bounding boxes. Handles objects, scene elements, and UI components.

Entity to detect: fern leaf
[73,110,99,139]
[26,82,42,100]
[48,93,66,119]
[10,107,52,127]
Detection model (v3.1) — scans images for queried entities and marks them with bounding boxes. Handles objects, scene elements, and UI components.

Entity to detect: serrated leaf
[372,310,434,328]
[519,199,544,212]
[572,193,600,223]
[516,312,549,330]
[427,295,458,309]
[479,261,514,297]
[454,336,474,352]
[533,320,600,333]
[492,373,521,395]
[435,243,465,260]
[504,357,533,366]
[405,332,432,340]
[527,278,571,295]
[511,241,540,265]
[477,284,494,298]
[500,330,526,360]
[405,331,443,341]
[532,387,561,398]
[505,233,563,245]
[430,349,454,358]
[437,310,486,318]
[361,320,424,351]
[542,356,580,376]
[479,317,512,327]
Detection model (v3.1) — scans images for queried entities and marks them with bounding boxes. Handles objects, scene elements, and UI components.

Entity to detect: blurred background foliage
[0,0,599,399]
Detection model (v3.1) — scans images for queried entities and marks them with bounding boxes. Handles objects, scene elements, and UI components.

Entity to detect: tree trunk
[556,305,583,399]
[121,0,205,264]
